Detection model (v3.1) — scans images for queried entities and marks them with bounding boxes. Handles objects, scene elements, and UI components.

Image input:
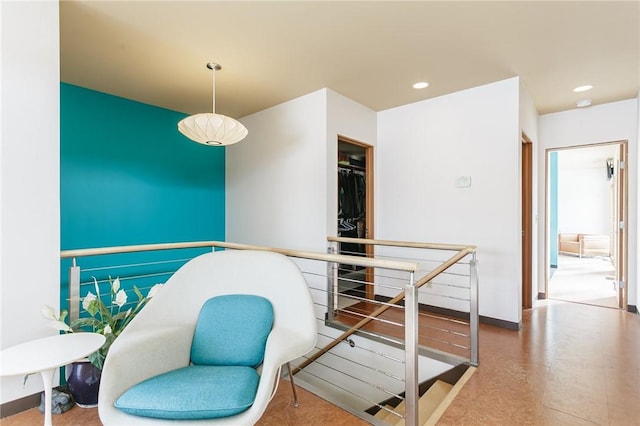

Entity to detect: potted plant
[42,277,162,407]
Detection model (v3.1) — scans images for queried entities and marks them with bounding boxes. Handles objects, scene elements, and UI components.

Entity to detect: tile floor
[2,299,639,425]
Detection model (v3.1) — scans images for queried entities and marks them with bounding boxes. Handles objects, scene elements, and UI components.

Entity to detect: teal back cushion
[191,294,274,367]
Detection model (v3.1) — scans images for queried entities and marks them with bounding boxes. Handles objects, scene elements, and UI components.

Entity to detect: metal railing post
[68,257,81,323]
[404,272,418,426]
[327,242,339,319]
[470,253,479,366]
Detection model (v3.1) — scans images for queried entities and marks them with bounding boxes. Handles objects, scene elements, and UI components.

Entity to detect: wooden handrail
[292,247,474,374]
[60,240,418,272]
[328,236,477,252]
[60,241,217,258]
[415,246,476,288]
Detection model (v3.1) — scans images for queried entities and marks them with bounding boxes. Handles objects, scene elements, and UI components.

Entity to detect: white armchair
[98,250,318,425]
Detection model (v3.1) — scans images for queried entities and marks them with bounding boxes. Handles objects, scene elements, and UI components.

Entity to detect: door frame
[543,140,628,309]
[522,133,533,309]
[338,135,375,299]
[616,142,628,308]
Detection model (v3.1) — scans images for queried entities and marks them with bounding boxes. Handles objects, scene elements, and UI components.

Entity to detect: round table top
[0,333,106,376]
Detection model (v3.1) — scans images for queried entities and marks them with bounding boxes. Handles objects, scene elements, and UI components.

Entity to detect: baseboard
[627,305,638,314]
[0,392,40,419]
[538,292,546,300]
[373,295,521,331]
[480,315,521,330]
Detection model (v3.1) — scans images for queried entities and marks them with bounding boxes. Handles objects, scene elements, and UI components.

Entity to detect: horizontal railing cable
[79,271,174,287]
[307,357,403,400]
[292,367,404,420]
[335,308,404,328]
[314,350,405,383]
[311,334,405,365]
[75,257,193,273]
[294,248,472,375]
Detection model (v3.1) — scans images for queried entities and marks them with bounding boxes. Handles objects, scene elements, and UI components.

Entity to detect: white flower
[111,277,120,293]
[103,325,112,335]
[147,284,163,298]
[41,304,57,320]
[41,305,72,332]
[93,277,100,297]
[114,289,127,307]
[82,292,97,311]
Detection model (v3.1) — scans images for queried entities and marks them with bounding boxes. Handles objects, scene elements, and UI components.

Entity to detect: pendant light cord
[206,62,221,114]
[211,66,216,114]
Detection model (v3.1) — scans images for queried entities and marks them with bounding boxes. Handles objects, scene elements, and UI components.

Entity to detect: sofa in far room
[558,233,611,258]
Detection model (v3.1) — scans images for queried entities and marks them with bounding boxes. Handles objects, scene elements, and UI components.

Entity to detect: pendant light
[178,63,248,146]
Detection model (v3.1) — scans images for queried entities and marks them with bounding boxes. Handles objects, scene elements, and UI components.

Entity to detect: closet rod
[338,163,365,172]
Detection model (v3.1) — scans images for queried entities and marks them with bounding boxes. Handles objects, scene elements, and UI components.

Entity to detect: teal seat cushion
[191,294,274,367]
[114,365,259,420]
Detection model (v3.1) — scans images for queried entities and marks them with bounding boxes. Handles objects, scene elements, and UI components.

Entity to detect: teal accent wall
[550,151,558,268]
[61,83,225,249]
[60,83,225,308]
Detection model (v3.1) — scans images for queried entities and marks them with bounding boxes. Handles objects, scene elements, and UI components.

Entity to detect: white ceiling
[60,1,639,119]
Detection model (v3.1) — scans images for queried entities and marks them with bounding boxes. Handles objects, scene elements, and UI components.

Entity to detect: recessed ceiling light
[573,85,593,92]
[413,82,429,89]
[576,99,592,108]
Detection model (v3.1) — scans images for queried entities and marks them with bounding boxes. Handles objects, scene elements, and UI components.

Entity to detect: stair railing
[61,238,478,425]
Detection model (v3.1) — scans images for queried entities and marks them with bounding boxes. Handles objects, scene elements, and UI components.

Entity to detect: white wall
[539,99,639,309]
[377,77,522,324]
[226,89,328,252]
[557,155,613,235]
[1,1,61,403]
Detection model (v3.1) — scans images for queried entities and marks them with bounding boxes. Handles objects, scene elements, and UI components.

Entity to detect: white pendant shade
[178,113,248,146]
[178,62,247,146]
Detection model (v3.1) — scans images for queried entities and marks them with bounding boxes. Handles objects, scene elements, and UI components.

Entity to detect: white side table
[0,333,105,426]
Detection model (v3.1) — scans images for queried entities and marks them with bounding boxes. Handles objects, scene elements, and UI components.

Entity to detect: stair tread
[392,380,453,426]
[374,404,398,422]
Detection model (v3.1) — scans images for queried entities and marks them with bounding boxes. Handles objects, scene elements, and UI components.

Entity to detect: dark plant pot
[67,361,101,408]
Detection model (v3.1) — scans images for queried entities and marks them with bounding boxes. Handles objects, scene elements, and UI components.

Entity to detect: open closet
[337,137,372,298]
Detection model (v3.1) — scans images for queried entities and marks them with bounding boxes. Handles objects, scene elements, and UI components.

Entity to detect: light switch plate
[456,176,472,188]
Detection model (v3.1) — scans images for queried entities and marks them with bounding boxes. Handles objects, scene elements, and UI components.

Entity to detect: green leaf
[70,317,103,332]
[133,285,144,302]
[111,310,129,322]
[95,299,113,323]
[85,299,100,317]
[88,351,104,370]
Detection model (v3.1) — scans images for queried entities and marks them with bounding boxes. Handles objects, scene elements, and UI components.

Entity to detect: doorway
[546,141,627,309]
[337,136,374,300]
